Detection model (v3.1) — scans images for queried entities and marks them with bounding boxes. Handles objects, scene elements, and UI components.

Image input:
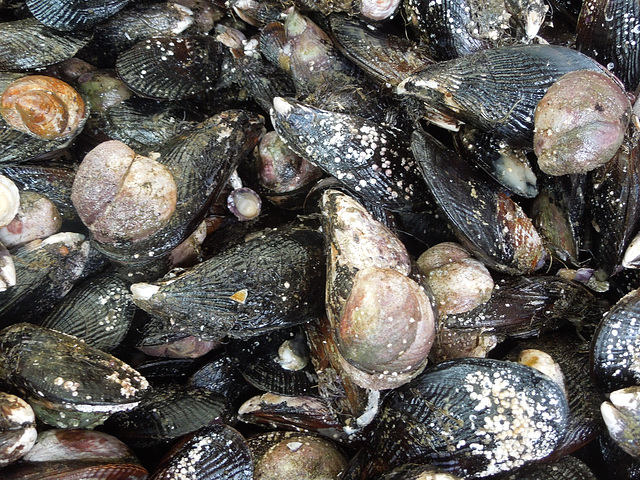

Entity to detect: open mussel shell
[26,0,132,31]
[591,287,640,392]
[151,424,253,479]
[102,385,229,448]
[0,18,90,71]
[411,127,547,275]
[116,35,224,100]
[238,393,349,443]
[374,358,570,478]
[0,323,150,429]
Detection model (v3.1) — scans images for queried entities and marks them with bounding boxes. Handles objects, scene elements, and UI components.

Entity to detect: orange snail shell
[0,75,87,141]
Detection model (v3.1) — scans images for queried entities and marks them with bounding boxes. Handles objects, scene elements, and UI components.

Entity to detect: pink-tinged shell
[336,266,435,390]
[71,140,177,244]
[0,75,87,141]
[418,242,494,316]
[534,70,631,176]
[359,0,400,21]
[0,191,62,249]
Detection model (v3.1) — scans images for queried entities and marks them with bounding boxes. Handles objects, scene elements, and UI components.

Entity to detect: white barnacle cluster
[461,368,563,476]
[170,435,214,479]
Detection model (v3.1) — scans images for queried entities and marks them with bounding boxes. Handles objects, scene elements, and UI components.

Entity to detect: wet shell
[500,455,597,479]
[71,140,178,245]
[103,385,229,448]
[249,430,347,480]
[0,191,62,249]
[96,98,198,151]
[397,45,608,146]
[591,287,640,392]
[601,386,640,458]
[0,323,150,429]
[374,358,570,478]
[88,109,264,279]
[1,75,88,141]
[130,224,324,341]
[534,70,630,176]
[0,232,90,326]
[151,424,253,479]
[0,174,19,229]
[443,276,600,339]
[39,272,136,352]
[116,36,223,100]
[0,392,37,467]
[271,97,431,213]
[0,18,90,71]
[227,328,318,395]
[26,0,132,31]
[411,128,547,275]
[577,0,640,91]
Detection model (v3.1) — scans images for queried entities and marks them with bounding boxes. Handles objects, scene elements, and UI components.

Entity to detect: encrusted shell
[1,75,87,141]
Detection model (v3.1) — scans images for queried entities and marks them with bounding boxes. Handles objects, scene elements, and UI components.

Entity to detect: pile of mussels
[1,0,640,478]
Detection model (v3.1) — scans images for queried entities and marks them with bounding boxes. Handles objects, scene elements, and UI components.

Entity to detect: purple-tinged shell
[71,140,177,245]
[534,70,630,176]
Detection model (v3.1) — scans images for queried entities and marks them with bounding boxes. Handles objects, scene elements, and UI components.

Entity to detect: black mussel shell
[102,385,229,448]
[151,424,253,479]
[227,327,317,396]
[0,233,90,327]
[39,271,135,352]
[587,138,640,278]
[0,19,90,71]
[116,35,224,100]
[94,98,199,151]
[499,454,597,479]
[131,224,325,341]
[271,97,432,214]
[26,0,132,31]
[591,287,640,392]
[0,163,78,222]
[398,44,608,146]
[411,128,547,275]
[374,357,570,478]
[188,354,256,405]
[577,0,640,91]
[0,323,150,429]
[444,276,600,339]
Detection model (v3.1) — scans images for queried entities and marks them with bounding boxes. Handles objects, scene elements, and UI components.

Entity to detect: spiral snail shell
[0,75,88,141]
